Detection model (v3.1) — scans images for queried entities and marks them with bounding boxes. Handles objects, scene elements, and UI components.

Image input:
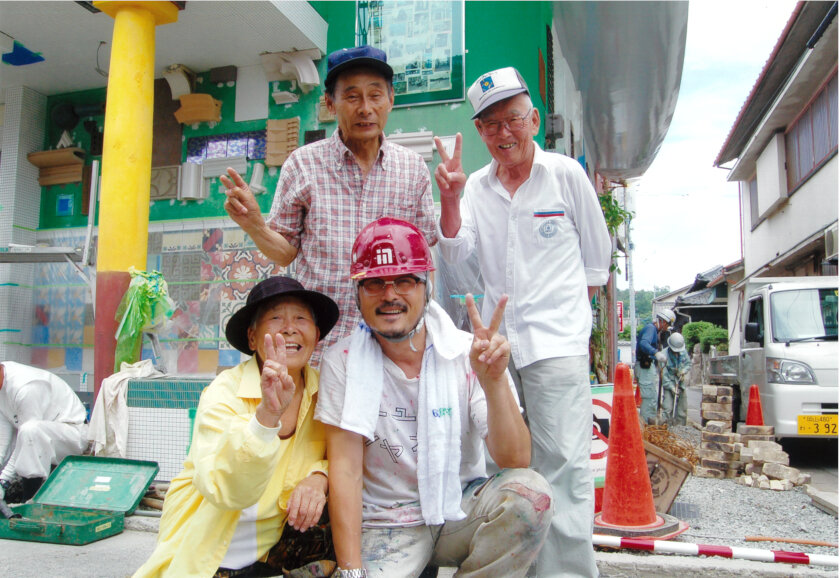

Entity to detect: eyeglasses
[479,108,533,136]
[359,276,424,296]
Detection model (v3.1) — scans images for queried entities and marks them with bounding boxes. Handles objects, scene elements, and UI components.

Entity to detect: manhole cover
[669,501,700,519]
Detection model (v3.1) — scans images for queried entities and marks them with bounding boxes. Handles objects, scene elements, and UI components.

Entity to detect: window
[785,71,838,191]
[746,297,764,344]
[747,176,759,228]
[770,288,838,342]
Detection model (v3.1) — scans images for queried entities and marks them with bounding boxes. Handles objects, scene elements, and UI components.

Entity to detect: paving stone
[702,431,738,443]
[693,466,725,478]
[704,420,732,433]
[762,461,800,481]
[736,424,775,435]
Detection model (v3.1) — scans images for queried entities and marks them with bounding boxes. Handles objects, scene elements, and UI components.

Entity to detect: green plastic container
[0,455,158,545]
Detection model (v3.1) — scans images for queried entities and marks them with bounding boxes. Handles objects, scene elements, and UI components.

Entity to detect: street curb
[806,485,839,517]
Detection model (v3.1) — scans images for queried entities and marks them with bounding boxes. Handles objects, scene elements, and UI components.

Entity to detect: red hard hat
[350,217,435,280]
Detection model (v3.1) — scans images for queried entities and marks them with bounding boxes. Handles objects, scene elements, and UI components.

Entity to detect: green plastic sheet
[114,268,175,372]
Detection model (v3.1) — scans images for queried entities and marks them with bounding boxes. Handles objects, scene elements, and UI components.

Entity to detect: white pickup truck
[709,276,838,439]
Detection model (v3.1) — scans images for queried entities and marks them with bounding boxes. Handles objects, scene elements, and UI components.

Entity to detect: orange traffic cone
[593,363,688,538]
[634,379,642,408]
[746,384,764,426]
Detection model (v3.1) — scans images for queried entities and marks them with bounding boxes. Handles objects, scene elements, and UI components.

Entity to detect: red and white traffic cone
[593,363,688,539]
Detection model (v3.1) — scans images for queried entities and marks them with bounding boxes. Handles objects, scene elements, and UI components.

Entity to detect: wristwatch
[336,567,367,578]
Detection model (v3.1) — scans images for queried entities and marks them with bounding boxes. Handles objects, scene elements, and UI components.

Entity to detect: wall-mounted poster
[356,1,465,107]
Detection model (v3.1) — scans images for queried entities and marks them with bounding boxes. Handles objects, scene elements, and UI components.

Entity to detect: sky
[617,0,800,293]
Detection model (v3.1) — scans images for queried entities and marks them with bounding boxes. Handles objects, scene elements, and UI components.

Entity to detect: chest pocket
[531,209,568,245]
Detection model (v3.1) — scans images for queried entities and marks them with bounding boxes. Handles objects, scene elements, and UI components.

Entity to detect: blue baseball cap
[325,45,393,91]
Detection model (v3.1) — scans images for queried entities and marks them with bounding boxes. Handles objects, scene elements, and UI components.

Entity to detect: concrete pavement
[0,513,834,578]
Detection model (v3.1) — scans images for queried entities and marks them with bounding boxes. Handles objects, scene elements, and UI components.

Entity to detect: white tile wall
[0,86,47,363]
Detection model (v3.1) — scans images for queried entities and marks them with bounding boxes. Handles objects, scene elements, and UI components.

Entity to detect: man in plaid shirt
[221,46,437,364]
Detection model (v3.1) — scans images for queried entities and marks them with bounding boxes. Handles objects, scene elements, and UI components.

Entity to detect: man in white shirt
[316,217,552,578]
[434,67,612,577]
[0,362,88,502]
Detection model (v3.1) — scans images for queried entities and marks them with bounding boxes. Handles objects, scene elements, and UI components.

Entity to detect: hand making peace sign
[466,293,511,386]
[220,167,264,232]
[434,132,467,201]
[254,332,296,429]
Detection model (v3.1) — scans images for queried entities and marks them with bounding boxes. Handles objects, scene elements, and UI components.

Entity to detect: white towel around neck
[341,302,466,525]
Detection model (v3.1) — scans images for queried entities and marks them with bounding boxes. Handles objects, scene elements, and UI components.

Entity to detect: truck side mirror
[745,322,761,343]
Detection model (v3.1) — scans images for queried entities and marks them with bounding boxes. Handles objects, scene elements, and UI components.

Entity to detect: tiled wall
[0,86,47,364]
[29,219,290,378]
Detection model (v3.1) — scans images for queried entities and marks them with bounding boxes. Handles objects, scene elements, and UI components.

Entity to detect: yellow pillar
[92,1,178,398]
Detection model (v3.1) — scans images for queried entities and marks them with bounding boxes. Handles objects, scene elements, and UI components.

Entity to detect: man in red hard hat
[315,217,551,578]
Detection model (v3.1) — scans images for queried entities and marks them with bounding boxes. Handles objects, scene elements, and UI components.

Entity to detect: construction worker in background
[0,362,88,504]
[221,45,437,366]
[434,66,611,578]
[636,309,676,424]
[317,218,552,578]
[660,332,691,426]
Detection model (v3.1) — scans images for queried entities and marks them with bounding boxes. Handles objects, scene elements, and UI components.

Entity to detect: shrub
[700,326,729,353]
[682,321,715,353]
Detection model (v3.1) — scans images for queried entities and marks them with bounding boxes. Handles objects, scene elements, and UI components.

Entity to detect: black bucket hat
[225,276,339,355]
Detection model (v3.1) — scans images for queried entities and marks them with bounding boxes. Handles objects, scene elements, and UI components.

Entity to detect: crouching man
[316,218,552,578]
[0,362,88,503]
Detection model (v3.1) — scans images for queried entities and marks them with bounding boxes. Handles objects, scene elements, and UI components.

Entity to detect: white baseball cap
[467,67,530,119]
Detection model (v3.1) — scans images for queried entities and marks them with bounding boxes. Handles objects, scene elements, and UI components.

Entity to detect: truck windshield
[770,288,839,342]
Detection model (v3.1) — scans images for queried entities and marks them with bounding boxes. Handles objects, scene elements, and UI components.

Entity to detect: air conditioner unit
[825,223,838,261]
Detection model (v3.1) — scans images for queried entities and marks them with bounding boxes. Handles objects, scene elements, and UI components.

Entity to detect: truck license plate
[797,414,838,436]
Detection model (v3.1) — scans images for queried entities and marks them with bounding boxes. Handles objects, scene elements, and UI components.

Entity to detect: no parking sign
[590,384,614,491]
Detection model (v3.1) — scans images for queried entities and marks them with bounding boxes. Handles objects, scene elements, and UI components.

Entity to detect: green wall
[40,1,553,230]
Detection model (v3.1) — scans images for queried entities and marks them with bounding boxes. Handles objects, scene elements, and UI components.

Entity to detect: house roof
[714,1,835,167]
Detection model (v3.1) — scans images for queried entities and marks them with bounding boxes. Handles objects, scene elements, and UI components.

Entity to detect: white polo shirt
[437,143,612,369]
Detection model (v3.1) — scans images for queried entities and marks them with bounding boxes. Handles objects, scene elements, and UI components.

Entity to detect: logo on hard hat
[375,246,394,266]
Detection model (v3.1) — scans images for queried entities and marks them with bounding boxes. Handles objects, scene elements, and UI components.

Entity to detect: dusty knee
[495,469,553,531]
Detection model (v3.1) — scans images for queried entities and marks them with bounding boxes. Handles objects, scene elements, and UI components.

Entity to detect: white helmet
[668,332,686,353]
[656,308,676,325]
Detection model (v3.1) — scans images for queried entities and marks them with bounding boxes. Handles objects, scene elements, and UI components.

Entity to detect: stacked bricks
[695,420,744,478]
[701,385,734,429]
[737,427,811,491]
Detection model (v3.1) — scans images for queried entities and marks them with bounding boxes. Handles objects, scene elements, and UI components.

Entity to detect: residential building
[714,1,838,346]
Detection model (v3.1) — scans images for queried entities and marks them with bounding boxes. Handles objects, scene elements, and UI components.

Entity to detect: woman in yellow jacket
[135,276,339,577]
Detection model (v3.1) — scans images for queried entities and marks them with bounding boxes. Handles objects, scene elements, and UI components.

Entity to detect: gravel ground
[656,425,838,559]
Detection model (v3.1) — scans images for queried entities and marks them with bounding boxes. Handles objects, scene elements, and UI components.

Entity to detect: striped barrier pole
[593,534,839,567]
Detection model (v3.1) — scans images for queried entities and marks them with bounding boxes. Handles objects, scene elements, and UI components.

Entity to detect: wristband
[336,567,367,578]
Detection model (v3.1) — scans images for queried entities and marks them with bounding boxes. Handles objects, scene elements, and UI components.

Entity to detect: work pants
[7,421,88,480]
[636,363,660,424]
[661,381,687,426]
[361,469,552,578]
[509,355,599,578]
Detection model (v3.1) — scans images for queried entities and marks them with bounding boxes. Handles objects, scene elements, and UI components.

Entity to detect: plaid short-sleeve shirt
[267,130,437,364]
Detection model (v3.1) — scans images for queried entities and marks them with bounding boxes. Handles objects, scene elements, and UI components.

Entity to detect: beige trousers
[361,468,552,578]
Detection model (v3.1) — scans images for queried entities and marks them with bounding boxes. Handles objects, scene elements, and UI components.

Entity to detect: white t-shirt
[316,333,499,528]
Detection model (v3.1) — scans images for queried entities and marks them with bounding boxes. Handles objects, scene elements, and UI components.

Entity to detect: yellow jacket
[134,358,327,577]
